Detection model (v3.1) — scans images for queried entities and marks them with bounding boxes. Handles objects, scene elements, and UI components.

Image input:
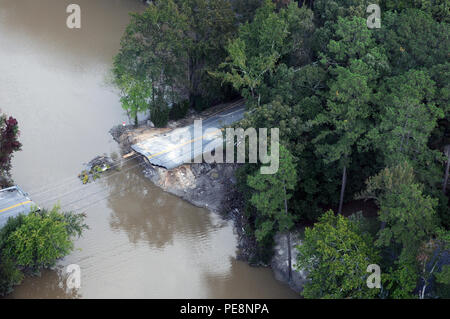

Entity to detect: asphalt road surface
[132,103,246,169]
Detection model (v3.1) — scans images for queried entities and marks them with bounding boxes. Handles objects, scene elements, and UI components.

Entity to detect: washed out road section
[132,103,246,169]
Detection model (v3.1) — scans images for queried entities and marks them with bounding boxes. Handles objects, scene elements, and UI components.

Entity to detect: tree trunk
[134,113,138,127]
[126,110,131,125]
[420,284,427,299]
[250,87,255,100]
[443,145,450,194]
[338,165,347,215]
[283,183,292,281]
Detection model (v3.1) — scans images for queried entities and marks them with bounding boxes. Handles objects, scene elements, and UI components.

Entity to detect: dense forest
[114,0,449,298]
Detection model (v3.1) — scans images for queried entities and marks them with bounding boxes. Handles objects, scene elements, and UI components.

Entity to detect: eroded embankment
[110,122,238,213]
[109,118,307,293]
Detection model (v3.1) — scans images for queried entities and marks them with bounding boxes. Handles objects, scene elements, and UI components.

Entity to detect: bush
[3,207,87,270]
[0,206,88,296]
[169,99,190,121]
[4,212,72,269]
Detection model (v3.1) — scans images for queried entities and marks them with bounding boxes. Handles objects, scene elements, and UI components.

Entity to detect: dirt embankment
[110,122,267,269]
[110,122,239,213]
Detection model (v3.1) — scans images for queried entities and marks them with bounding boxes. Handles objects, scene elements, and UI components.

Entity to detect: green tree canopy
[369,70,443,167]
[247,144,298,278]
[247,144,298,241]
[180,0,237,102]
[0,206,88,296]
[297,210,380,299]
[3,206,88,270]
[114,0,237,110]
[113,0,189,116]
[215,0,290,104]
[376,9,449,75]
[358,162,440,298]
[381,0,449,23]
[358,162,439,259]
[314,0,378,26]
[116,74,152,126]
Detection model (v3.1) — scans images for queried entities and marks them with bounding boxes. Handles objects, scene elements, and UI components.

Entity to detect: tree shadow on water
[5,267,81,299]
[103,162,223,250]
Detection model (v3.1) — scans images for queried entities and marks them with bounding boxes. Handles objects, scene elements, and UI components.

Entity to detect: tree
[381,0,449,23]
[247,144,297,279]
[312,16,388,214]
[428,63,450,154]
[2,206,88,270]
[215,0,289,105]
[116,74,152,127]
[313,64,372,214]
[0,114,22,184]
[114,0,237,112]
[0,206,87,296]
[371,9,449,227]
[113,0,189,113]
[282,3,315,67]
[358,163,439,259]
[358,162,440,298]
[376,9,449,75]
[368,70,444,195]
[313,0,377,26]
[370,70,443,165]
[297,210,381,299]
[151,93,170,128]
[179,0,237,105]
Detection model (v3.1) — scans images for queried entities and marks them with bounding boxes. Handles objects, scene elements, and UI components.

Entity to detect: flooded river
[0,0,298,298]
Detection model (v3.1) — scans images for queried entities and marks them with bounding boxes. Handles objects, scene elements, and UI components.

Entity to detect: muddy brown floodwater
[0,0,298,298]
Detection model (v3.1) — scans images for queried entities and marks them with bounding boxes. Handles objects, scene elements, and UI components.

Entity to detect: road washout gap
[131,101,246,169]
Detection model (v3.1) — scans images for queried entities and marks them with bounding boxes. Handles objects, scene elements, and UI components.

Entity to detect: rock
[271,231,308,294]
[139,161,240,213]
[147,120,155,128]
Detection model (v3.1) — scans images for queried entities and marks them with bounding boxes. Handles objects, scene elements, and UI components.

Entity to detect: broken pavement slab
[132,103,246,169]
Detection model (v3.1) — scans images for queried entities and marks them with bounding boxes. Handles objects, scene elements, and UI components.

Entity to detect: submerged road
[0,186,35,228]
[132,101,246,169]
